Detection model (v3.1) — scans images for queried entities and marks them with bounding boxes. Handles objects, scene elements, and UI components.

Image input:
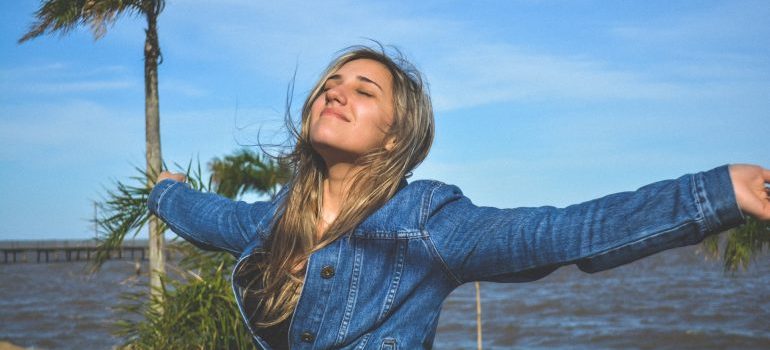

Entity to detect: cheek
[371,108,394,138]
[309,96,324,116]
[357,117,391,149]
[307,98,325,130]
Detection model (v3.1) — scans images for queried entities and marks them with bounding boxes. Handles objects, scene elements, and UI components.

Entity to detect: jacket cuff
[694,165,746,233]
[147,179,188,216]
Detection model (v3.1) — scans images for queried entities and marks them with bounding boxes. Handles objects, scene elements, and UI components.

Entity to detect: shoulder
[410,179,464,205]
[403,179,466,218]
[354,179,467,235]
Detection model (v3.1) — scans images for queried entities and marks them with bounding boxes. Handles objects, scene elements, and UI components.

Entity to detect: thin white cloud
[159,105,288,155]
[158,0,763,113]
[161,0,463,81]
[611,0,770,49]
[1,62,138,94]
[1,63,130,79]
[160,78,209,97]
[426,44,696,111]
[0,62,67,77]
[0,100,141,163]
[12,79,137,94]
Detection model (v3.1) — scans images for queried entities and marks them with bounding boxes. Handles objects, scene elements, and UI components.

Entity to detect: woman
[148,46,770,349]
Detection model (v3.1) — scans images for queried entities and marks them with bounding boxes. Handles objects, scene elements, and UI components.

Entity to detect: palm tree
[209,149,292,199]
[20,0,167,299]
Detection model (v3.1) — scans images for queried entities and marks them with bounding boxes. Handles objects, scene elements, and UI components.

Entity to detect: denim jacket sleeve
[425,165,745,284]
[146,179,279,256]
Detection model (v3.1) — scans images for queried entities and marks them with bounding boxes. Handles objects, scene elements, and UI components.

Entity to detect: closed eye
[357,89,373,97]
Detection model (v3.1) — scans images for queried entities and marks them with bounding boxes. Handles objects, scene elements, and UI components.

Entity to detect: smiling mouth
[321,108,350,122]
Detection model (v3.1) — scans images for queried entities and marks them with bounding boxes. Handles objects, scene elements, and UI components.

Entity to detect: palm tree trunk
[144,6,164,303]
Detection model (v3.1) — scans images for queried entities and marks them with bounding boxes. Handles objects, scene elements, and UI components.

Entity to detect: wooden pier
[0,239,149,264]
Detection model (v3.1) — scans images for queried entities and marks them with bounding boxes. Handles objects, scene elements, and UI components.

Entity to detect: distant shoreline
[0,239,148,248]
[0,239,150,264]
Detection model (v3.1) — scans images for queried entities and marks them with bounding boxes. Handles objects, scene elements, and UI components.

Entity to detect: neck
[322,161,358,219]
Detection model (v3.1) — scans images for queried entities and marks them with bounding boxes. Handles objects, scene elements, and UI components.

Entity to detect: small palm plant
[92,149,289,349]
[209,149,291,199]
[702,217,770,272]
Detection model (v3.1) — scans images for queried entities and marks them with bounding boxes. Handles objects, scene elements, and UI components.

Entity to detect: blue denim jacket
[147,165,744,349]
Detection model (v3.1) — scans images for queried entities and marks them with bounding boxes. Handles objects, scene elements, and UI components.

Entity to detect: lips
[320,107,350,122]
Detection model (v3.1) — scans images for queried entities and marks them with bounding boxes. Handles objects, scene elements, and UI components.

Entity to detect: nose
[324,84,347,105]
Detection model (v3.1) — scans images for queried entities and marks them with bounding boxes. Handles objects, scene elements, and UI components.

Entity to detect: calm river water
[1,245,768,349]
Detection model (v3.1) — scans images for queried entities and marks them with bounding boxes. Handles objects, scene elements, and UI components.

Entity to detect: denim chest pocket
[347,227,425,324]
[333,235,413,345]
[356,236,407,319]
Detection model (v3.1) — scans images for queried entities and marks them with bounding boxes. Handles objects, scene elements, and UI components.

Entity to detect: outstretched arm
[147,171,280,256]
[427,165,753,284]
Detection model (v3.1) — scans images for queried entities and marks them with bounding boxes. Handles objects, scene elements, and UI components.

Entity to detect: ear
[384,136,397,151]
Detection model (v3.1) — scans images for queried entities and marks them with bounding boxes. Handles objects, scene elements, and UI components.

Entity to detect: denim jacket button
[301,331,315,342]
[320,265,335,279]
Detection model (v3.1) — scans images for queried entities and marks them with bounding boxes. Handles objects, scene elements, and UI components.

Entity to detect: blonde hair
[238,45,434,327]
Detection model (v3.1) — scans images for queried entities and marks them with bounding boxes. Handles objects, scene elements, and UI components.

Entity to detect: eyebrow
[328,74,384,92]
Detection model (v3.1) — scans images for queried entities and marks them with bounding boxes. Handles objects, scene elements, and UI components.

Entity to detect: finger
[157,172,185,183]
[168,173,186,182]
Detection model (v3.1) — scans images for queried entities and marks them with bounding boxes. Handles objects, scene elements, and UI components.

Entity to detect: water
[1,246,768,349]
[436,246,770,349]
[0,260,147,350]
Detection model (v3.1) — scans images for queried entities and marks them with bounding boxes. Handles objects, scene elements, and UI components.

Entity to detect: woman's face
[309,59,395,164]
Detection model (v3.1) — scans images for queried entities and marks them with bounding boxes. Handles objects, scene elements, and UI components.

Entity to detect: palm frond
[701,217,770,273]
[721,217,770,272]
[89,161,208,273]
[19,0,146,43]
[209,148,291,199]
[82,0,143,39]
[90,165,155,271]
[92,149,286,347]
[113,262,251,349]
[701,234,720,260]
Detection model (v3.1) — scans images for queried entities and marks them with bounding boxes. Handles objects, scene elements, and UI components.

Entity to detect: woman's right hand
[157,171,187,183]
[729,164,770,221]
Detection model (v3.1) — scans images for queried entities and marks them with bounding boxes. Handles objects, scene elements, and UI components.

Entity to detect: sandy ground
[0,341,28,350]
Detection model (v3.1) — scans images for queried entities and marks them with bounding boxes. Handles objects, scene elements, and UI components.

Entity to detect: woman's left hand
[729,164,770,221]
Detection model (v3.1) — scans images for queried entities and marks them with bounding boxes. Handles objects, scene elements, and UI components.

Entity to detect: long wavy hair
[238,45,434,328]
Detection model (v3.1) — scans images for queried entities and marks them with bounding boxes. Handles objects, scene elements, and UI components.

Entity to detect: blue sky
[1,0,768,240]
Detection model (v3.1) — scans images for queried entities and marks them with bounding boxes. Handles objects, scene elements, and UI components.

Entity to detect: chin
[310,138,339,157]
